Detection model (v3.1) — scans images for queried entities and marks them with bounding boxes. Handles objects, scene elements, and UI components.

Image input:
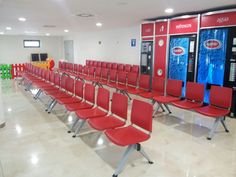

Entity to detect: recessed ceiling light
[76,13,94,17]
[46,33,50,36]
[96,22,102,27]
[0,32,4,35]
[24,31,37,34]
[6,27,12,30]
[165,8,174,14]
[64,29,69,33]
[18,17,26,22]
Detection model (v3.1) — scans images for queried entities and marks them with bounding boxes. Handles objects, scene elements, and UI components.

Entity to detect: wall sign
[131,39,136,47]
[141,23,154,37]
[169,17,198,34]
[155,21,168,35]
[201,12,236,28]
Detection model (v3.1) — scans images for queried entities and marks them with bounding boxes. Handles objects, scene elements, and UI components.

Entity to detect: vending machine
[198,11,236,117]
[140,41,153,75]
[140,22,155,76]
[168,16,199,96]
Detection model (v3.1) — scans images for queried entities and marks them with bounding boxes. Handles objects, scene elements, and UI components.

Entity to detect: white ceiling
[0,0,235,36]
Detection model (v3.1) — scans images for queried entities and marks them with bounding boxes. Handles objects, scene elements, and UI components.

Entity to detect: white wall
[0,35,63,65]
[63,25,141,65]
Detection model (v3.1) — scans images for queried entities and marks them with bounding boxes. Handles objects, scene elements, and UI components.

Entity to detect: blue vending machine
[197,29,228,103]
[168,35,197,96]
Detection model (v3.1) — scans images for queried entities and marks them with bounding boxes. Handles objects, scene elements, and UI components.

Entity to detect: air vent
[76,13,94,18]
[43,25,56,28]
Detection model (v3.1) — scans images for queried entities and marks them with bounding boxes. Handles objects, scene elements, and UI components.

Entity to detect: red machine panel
[169,17,198,34]
[155,21,168,35]
[201,12,236,28]
[154,36,167,78]
[141,23,154,37]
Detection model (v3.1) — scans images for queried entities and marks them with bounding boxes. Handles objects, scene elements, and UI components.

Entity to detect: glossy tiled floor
[0,79,236,177]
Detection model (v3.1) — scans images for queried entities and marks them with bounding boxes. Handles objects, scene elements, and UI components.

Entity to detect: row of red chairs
[152,79,233,140]
[58,61,140,74]
[20,64,154,177]
[57,62,165,100]
[22,64,233,141]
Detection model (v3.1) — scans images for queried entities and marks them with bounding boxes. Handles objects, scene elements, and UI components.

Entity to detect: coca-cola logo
[172,47,185,55]
[204,39,221,49]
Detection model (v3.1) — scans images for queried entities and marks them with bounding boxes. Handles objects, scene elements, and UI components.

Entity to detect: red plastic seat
[173,82,204,109]
[194,86,232,140]
[139,77,164,99]
[101,62,107,68]
[88,93,128,130]
[153,79,182,114]
[107,69,117,88]
[124,64,131,73]
[115,72,127,90]
[97,69,109,86]
[118,64,124,72]
[65,83,95,112]
[112,63,118,70]
[105,99,153,177]
[71,88,110,137]
[131,65,139,74]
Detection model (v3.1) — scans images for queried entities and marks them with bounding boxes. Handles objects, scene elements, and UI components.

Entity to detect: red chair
[118,64,124,72]
[107,63,112,69]
[131,65,139,74]
[112,63,118,70]
[139,77,165,99]
[194,86,232,140]
[105,99,153,177]
[97,61,102,68]
[115,72,127,91]
[91,67,102,84]
[101,62,107,68]
[65,83,95,113]
[72,87,110,137]
[172,82,204,109]
[97,68,109,86]
[153,79,182,114]
[88,92,128,131]
[124,64,131,73]
[107,70,117,88]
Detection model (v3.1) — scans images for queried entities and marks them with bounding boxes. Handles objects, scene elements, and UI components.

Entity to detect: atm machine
[140,41,153,75]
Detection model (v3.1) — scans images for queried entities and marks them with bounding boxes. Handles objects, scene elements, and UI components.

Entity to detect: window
[23,40,40,48]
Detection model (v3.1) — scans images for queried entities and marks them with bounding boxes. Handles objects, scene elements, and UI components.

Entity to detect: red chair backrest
[107,63,112,69]
[66,77,75,93]
[93,61,98,67]
[111,93,128,120]
[152,77,165,94]
[112,63,118,70]
[127,72,138,87]
[131,65,139,73]
[125,64,131,72]
[60,74,69,90]
[210,86,232,109]
[139,74,150,90]
[83,67,89,75]
[75,80,84,98]
[62,62,66,69]
[86,60,90,66]
[166,79,182,97]
[78,65,83,73]
[118,64,124,71]
[90,61,94,67]
[117,72,127,84]
[131,99,153,132]
[97,88,110,111]
[101,69,109,80]
[95,67,102,77]
[54,73,61,86]
[74,64,79,73]
[49,71,54,83]
[84,84,95,104]
[88,67,95,77]
[102,62,107,68]
[109,70,117,82]
[97,61,102,68]
[185,82,204,102]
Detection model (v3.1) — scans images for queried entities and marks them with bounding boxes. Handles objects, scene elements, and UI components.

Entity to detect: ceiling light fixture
[46,33,50,36]
[64,29,69,33]
[76,13,94,17]
[0,32,4,35]
[6,27,12,30]
[96,22,102,27]
[18,17,26,22]
[165,8,174,14]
